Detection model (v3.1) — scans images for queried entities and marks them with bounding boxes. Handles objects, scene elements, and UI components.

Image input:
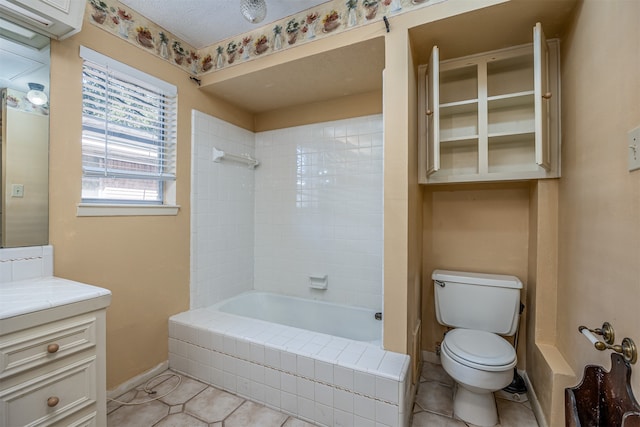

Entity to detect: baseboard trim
[522,370,549,427]
[107,360,169,399]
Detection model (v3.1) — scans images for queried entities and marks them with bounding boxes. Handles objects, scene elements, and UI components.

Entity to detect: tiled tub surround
[191,112,383,310]
[254,115,383,309]
[169,308,412,427]
[190,111,256,309]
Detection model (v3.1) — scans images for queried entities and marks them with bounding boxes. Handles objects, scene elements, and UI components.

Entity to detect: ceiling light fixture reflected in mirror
[240,0,267,24]
[27,82,47,105]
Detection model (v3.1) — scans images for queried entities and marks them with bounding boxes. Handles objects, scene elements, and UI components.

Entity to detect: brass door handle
[542,92,552,99]
[425,109,433,116]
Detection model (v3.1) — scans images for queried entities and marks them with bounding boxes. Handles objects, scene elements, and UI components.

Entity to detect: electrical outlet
[629,126,640,172]
[11,184,24,198]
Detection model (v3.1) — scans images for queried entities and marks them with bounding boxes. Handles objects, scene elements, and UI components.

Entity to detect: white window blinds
[80,46,177,203]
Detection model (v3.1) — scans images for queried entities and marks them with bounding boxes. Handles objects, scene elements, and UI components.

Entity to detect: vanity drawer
[0,314,96,379]
[0,356,96,427]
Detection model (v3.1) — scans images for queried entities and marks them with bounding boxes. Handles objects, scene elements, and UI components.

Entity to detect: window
[79,46,178,215]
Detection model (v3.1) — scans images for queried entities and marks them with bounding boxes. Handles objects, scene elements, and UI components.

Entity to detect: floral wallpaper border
[87,0,446,76]
[2,88,50,116]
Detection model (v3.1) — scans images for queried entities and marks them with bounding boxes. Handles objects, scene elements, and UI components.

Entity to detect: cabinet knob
[47,343,59,354]
[47,396,60,407]
[542,92,552,99]
[425,109,433,116]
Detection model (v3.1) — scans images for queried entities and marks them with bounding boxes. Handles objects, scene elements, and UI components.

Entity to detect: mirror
[0,19,50,248]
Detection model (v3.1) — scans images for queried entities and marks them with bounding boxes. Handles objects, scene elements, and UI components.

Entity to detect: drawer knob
[47,396,60,407]
[47,344,60,354]
[542,92,553,99]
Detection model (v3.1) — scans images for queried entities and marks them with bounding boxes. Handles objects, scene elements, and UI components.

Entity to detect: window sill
[77,203,180,217]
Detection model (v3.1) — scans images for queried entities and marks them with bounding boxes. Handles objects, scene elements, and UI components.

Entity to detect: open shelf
[488,133,537,173]
[440,65,478,104]
[487,52,534,97]
[436,137,479,177]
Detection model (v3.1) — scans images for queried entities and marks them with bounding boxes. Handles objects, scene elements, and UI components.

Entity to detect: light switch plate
[11,184,24,198]
[629,126,640,172]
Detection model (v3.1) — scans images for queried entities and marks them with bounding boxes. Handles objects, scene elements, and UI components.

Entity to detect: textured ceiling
[119,0,330,49]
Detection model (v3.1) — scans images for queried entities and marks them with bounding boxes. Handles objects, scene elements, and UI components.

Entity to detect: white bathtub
[213,291,381,343]
[169,291,412,427]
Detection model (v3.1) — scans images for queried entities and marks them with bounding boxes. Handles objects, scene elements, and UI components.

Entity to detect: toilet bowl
[440,328,517,426]
[432,269,523,427]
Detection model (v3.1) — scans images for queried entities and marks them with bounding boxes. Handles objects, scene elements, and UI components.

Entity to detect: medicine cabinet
[418,23,560,184]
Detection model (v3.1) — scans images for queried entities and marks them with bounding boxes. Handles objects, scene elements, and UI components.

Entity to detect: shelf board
[488,131,534,143]
[440,135,479,145]
[487,91,534,109]
[440,99,479,115]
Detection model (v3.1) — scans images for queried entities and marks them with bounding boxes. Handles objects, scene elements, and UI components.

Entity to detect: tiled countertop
[0,276,111,320]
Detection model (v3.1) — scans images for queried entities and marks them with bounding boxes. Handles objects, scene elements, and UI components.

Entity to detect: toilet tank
[433,269,523,336]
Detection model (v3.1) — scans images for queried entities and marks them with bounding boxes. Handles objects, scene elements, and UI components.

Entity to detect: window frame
[77,46,179,217]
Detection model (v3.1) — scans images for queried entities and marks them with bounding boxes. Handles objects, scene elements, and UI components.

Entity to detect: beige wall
[49,22,253,389]
[556,0,640,417]
[521,1,640,426]
[421,183,531,367]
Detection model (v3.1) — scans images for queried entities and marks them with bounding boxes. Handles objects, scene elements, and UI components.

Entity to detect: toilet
[432,269,523,427]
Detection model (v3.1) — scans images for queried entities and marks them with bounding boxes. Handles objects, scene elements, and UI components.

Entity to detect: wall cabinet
[0,0,86,39]
[418,23,560,184]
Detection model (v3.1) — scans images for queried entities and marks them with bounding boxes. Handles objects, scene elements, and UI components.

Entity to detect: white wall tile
[315,402,334,427]
[254,115,383,310]
[265,386,281,409]
[354,395,376,420]
[281,372,297,394]
[375,376,399,404]
[315,383,333,407]
[265,367,281,389]
[315,360,334,383]
[265,347,280,369]
[298,396,315,421]
[354,415,375,427]
[335,409,355,427]
[297,377,315,400]
[334,365,354,390]
[297,355,315,378]
[334,389,354,413]
[354,371,376,396]
[191,111,255,309]
[281,391,298,415]
[375,401,399,427]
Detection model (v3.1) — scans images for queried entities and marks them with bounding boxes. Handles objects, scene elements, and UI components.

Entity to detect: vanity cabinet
[418,23,560,184]
[0,296,109,427]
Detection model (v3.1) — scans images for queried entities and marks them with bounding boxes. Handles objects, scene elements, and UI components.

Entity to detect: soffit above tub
[196,0,574,115]
[200,36,385,114]
[119,0,330,49]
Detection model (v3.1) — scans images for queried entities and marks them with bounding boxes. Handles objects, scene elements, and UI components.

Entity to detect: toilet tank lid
[432,269,523,289]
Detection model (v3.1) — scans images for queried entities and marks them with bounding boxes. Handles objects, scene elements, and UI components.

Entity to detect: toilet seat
[442,328,517,372]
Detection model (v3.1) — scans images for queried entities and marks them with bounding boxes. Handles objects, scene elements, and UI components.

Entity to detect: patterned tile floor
[107,361,539,427]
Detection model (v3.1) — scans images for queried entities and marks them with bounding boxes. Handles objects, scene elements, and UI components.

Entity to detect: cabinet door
[426,45,440,175]
[534,22,551,170]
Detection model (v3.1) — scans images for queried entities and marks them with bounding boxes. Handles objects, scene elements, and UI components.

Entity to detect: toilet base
[453,385,499,427]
